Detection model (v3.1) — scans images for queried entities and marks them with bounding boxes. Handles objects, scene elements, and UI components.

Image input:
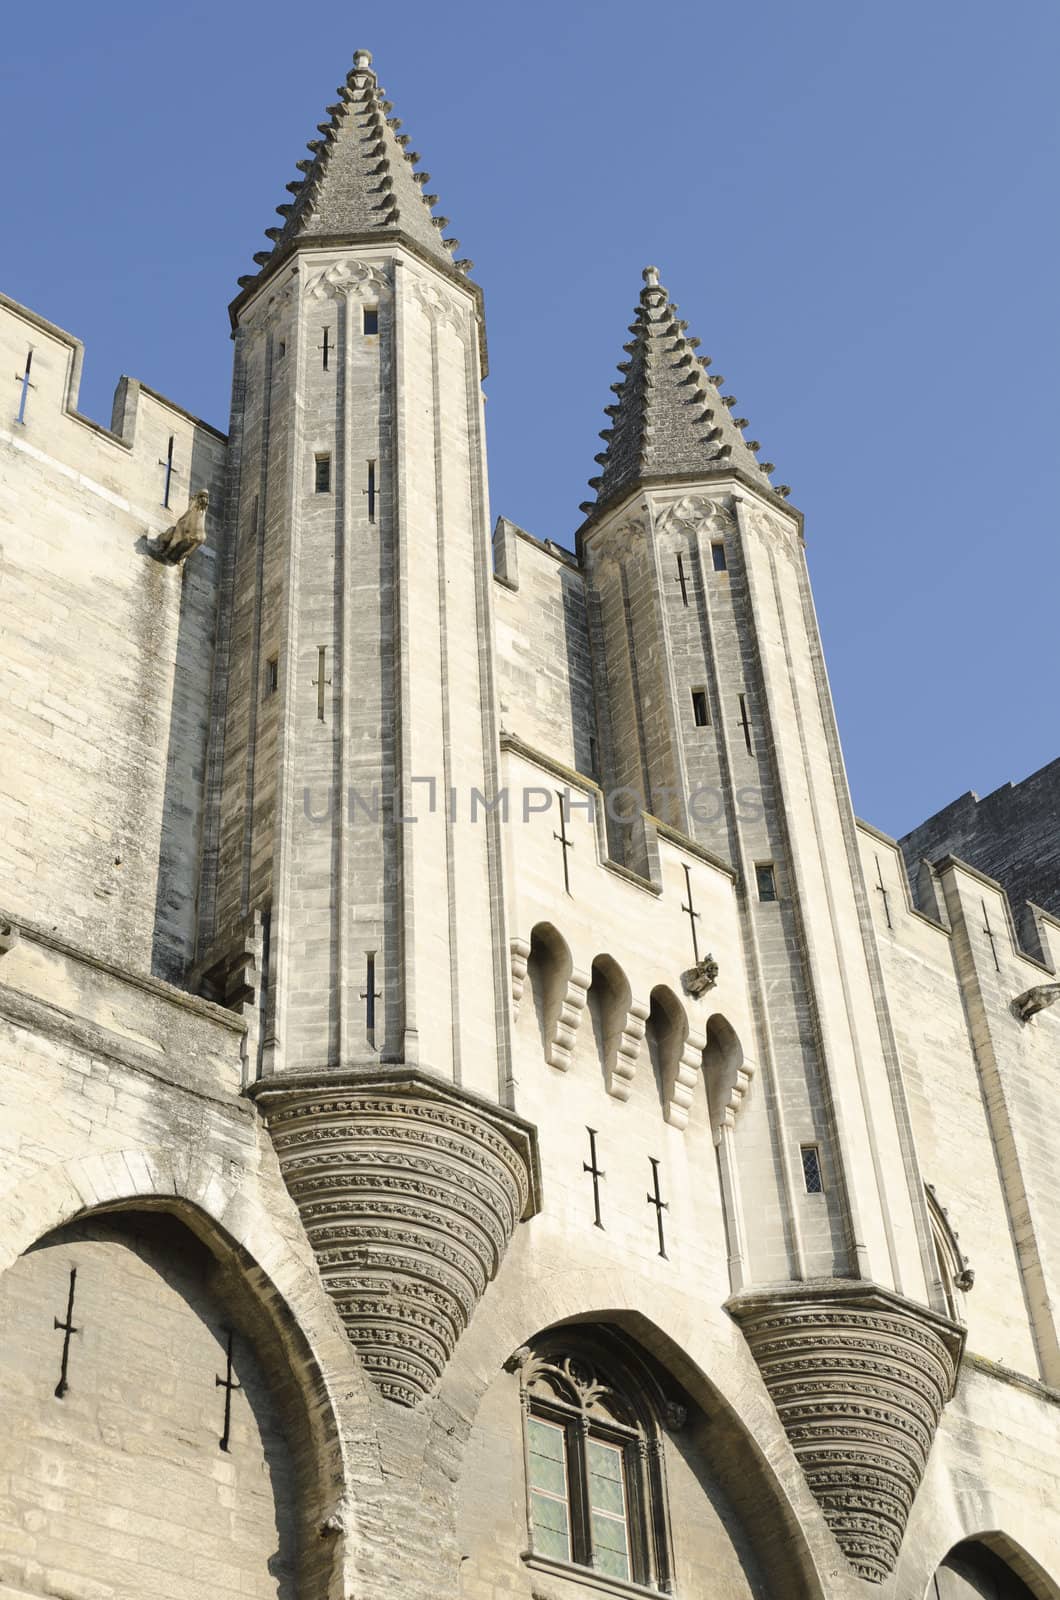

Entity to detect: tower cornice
[228,233,489,375]
[575,471,804,561]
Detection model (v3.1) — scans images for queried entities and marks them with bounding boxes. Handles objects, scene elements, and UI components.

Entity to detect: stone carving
[739,500,799,551]
[605,999,649,1102]
[666,1028,705,1130]
[0,920,19,956]
[656,494,734,536]
[1013,981,1060,1022]
[305,259,392,301]
[729,1286,963,1583]
[545,969,590,1071]
[926,1183,975,1294]
[406,273,469,332]
[154,489,208,565]
[682,954,719,997]
[252,1072,538,1407]
[510,937,531,1015]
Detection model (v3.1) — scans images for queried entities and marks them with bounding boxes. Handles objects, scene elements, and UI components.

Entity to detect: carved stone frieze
[405,273,470,332]
[728,1284,963,1583]
[252,1071,539,1407]
[305,259,392,302]
[655,493,735,536]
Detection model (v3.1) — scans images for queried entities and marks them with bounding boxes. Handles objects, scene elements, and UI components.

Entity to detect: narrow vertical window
[366,460,377,523]
[319,327,331,371]
[314,453,332,494]
[711,541,727,571]
[265,656,279,695]
[801,1144,824,1194]
[527,1417,571,1562]
[277,340,286,359]
[756,863,777,902]
[363,306,379,335]
[587,1438,631,1581]
[691,688,709,727]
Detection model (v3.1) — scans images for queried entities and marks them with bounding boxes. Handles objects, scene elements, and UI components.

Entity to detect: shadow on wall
[1,1210,302,1596]
[151,430,223,982]
[929,1539,1053,1599]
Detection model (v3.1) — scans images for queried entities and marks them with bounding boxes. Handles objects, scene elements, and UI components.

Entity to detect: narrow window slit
[756,862,777,902]
[801,1144,824,1194]
[691,688,709,727]
[711,541,727,571]
[314,452,332,494]
[363,306,379,335]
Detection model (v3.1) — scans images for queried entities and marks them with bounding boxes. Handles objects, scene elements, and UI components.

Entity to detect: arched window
[509,1329,680,1591]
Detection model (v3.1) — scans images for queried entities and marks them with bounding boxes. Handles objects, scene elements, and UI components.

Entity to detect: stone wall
[0,294,227,984]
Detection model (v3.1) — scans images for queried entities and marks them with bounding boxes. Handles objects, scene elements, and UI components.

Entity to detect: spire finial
[643,265,660,287]
[353,48,374,71]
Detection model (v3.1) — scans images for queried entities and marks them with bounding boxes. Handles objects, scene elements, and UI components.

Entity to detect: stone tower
[194,47,537,1409]
[1,40,1059,1600]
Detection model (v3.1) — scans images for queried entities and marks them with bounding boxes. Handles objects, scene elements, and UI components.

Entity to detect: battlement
[900,758,1060,952]
[0,291,228,985]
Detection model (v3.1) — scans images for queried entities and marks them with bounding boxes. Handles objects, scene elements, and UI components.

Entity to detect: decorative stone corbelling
[510,937,531,1015]
[666,1028,705,1129]
[251,1071,540,1408]
[546,969,590,1071]
[728,1283,963,1584]
[605,999,649,1102]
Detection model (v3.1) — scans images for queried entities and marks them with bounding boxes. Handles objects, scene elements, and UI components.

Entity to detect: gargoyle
[1013,982,1060,1022]
[154,488,209,564]
[683,954,719,998]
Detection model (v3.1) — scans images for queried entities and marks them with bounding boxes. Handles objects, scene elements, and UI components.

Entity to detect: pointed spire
[581,267,777,521]
[234,49,470,301]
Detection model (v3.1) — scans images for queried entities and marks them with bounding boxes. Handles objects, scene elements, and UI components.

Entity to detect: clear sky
[3,1,1057,838]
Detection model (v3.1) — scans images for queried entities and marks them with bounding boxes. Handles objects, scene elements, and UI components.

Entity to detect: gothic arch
[586,953,634,1094]
[524,921,588,1071]
[646,983,702,1126]
[702,1012,749,1139]
[0,1144,375,1594]
[437,1272,830,1600]
[927,1538,1059,1600]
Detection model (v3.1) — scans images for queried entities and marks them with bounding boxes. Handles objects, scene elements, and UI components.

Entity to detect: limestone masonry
[0,45,1057,1600]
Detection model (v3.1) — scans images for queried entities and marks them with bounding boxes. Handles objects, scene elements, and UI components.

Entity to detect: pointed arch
[0,1143,376,1600]
[702,1013,750,1140]
[645,985,702,1126]
[928,1537,1058,1600]
[587,954,645,1099]
[525,922,588,1070]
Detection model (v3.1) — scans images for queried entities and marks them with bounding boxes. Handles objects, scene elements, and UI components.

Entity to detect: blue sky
[3,1,1056,837]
